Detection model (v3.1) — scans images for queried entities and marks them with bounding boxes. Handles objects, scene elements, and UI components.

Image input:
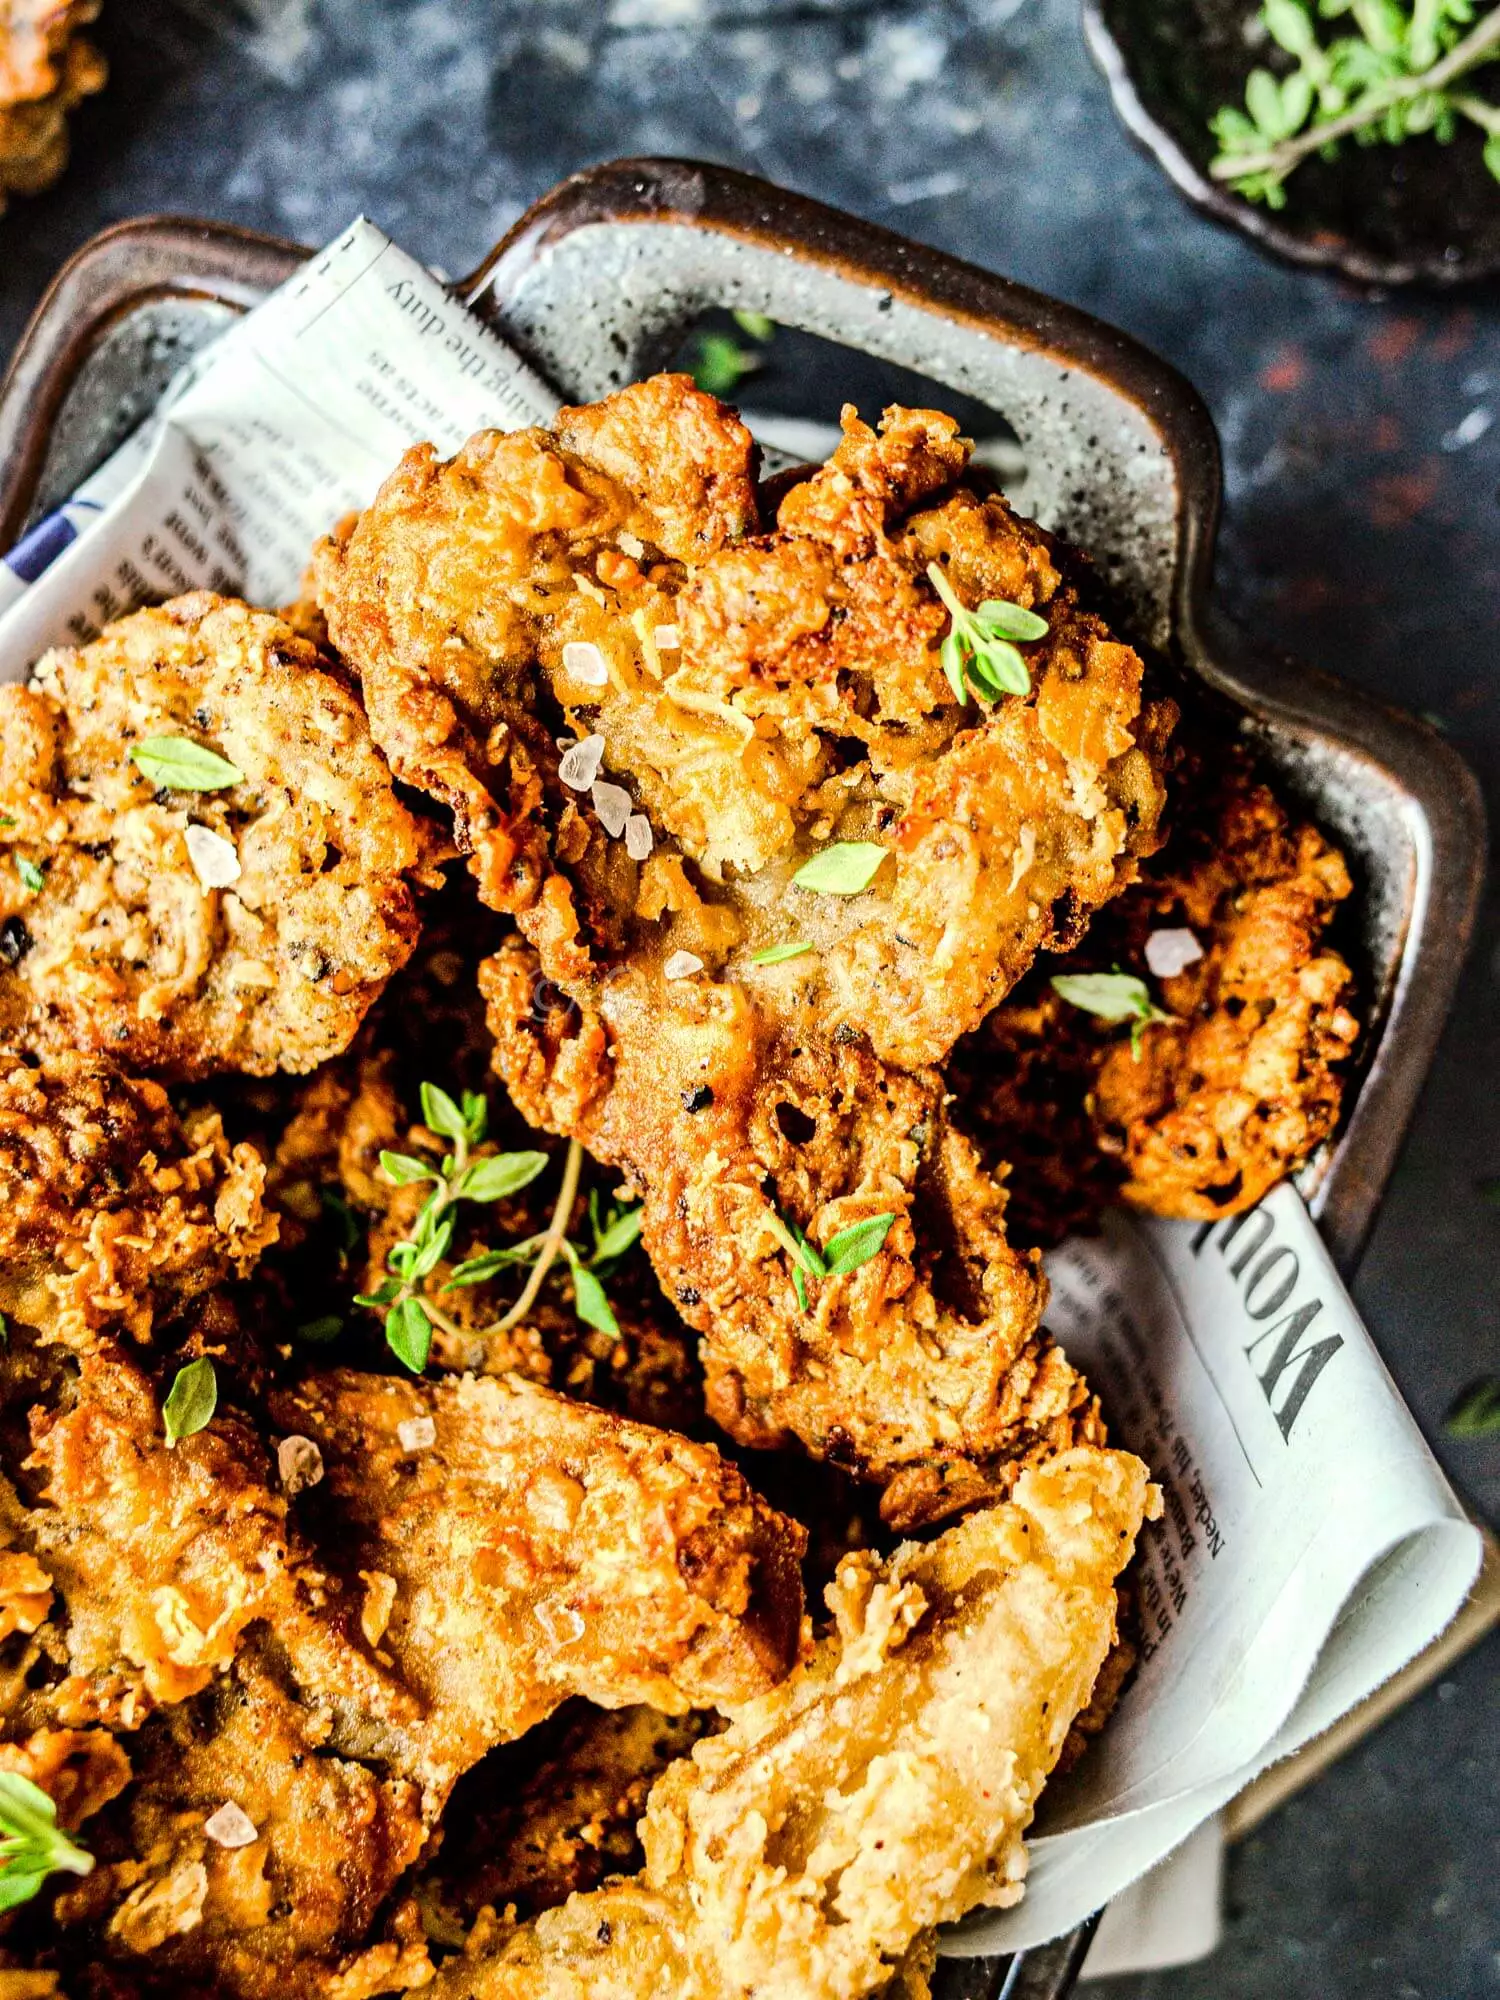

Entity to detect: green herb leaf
[418,1083,468,1144]
[162,1358,217,1446]
[822,1213,896,1276]
[1051,970,1173,1061]
[0,1312,7,1349]
[926,563,1043,702]
[568,1256,619,1336]
[690,332,761,399]
[354,1277,401,1308]
[386,1297,432,1373]
[379,1150,438,1187]
[792,842,888,898]
[750,940,815,966]
[731,308,775,342]
[792,1265,810,1313]
[765,1209,826,1292]
[457,1151,550,1204]
[16,860,43,895]
[460,1090,489,1143]
[1446,1376,1500,1437]
[296,1314,343,1344]
[442,1245,532,1290]
[591,1203,644,1264]
[1486,130,1500,182]
[0,1772,92,1910]
[129,736,244,792]
[0,815,13,829]
[974,600,1050,643]
[405,1212,455,1281]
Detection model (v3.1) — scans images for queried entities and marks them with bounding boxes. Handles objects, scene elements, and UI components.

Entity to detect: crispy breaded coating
[0,595,431,1078]
[266,1370,806,1796]
[424,1446,1153,2000]
[316,379,1162,1521]
[954,750,1360,1236]
[0,0,104,213]
[317,382,1172,1072]
[52,1653,431,2000]
[0,1053,276,1353]
[482,935,1101,1528]
[433,1702,713,1926]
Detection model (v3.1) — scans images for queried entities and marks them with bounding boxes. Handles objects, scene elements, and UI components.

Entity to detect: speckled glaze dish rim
[0,161,1486,2000]
[1082,0,1500,288]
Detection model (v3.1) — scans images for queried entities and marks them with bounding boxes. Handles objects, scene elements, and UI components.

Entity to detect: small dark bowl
[1085,0,1500,286]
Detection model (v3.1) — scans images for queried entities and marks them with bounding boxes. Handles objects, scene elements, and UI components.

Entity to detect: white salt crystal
[1144,928,1204,979]
[561,640,609,686]
[204,1802,258,1849]
[184,824,241,889]
[592,780,632,837]
[397,1415,436,1454]
[559,733,605,791]
[624,813,653,862]
[664,951,704,981]
[277,1434,324,1496]
[653,623,680,650]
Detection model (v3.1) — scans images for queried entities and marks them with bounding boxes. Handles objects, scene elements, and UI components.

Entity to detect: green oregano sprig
[0,1772,93,1911]
[356,1085,643,1368]
[1210,0,1500,207]
[1051,969,1176,1060]
[766,1207,897,1312]
[926,562,1047,706]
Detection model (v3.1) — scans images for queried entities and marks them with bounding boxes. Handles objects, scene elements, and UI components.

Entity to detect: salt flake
[397,1415,436,1454]
[559,734,605,791]
[204,1802,258,1849]
[277,1434,324,1496]
[624,813,653,862]
[592,780,632,838]
[1144,928,1204,980]
[184,824,241,889]
[664,951,704,981]
[561,640,609,687]
[653,624,680,650]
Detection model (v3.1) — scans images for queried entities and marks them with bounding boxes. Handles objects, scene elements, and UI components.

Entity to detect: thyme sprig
[1210,0,1500,206]
[1051,969,1175,1060]
[0,1772,93,1911]
[766,1207,896,1311]
[926,564,1047,704]
[355,1086,642,1371]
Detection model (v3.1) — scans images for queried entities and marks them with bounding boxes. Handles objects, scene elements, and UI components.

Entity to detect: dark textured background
[1,1,1496,1992]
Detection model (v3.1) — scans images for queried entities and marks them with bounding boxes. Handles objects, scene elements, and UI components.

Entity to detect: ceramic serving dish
[0,157,1485,2000]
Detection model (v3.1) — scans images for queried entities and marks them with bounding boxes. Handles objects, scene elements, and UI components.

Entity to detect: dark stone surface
[1,2,1495,1992]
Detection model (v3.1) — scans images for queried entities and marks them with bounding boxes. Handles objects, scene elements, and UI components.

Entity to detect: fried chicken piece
[482,935,1101,1528]
[316,381,1172,1073]
[0,1052,276,1354]
[433,1702,714,1926]
[316,380,1163,1519]
[0,595,433,1078]
[266,1370,805,1801]
[954,748,1360,1237]
[424,1446,1153,2000]
[51,1652,430,2000]
[0,0,104,213]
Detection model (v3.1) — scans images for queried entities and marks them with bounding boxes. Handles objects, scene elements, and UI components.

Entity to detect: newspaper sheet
[0,221,1481,1956]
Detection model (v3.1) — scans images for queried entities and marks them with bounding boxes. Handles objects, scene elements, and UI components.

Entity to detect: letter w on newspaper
[0,221,1480,1956]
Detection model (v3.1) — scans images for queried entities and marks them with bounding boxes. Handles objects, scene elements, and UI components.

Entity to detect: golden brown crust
[954,748,1361,1236]
[0,1052,276,1352]
[0,0,104,211]
[266,1369,807,1798]
[0,596,431,1078]
[422,1447,1152,2000]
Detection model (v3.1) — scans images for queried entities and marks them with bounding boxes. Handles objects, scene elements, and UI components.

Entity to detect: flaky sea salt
[184,824,241,889]
[277,1434,324,1496]
[592,780,632,838]
[203,1802,258,1849]
[561,640,609,686]
[1144,928,1204,979]
[559,733,605,791]
[535,1601,585,1645]
[653,623,680,650]
[397,1415,436,1454]
[624,813,653,862]
[664,951,704,981]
